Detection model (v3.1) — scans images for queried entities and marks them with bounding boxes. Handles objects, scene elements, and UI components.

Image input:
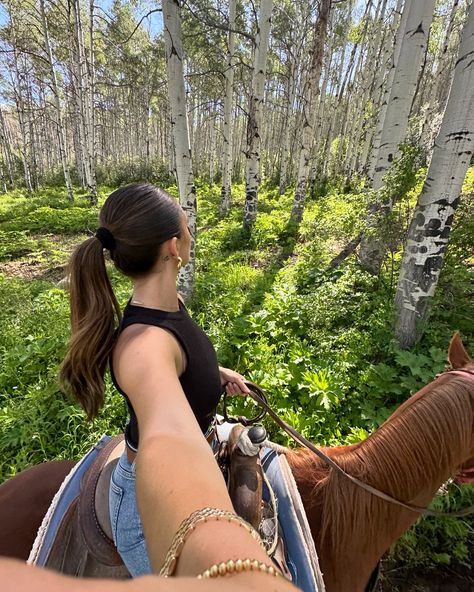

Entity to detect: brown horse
[1,333,473,592]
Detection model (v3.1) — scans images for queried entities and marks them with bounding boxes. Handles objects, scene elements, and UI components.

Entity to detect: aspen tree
[243,0,273,230]
[360,0,436,272]
[162,0,196,299]
[220,0,236,215]
[291,0,331,223]
[395,2,473,348]
[39,0,74,202]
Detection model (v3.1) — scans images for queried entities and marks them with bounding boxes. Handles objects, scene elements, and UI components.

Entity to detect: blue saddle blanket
[28,435,325,591]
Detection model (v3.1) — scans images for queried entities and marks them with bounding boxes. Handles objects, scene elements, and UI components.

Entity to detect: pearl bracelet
[197,558,281,579]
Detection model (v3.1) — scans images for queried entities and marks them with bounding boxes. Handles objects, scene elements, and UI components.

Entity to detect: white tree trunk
[372,0,435,189]
[243,0,273,230]
[162,0,196,299]
[394,2,474,349]
[346,0,388,180]
[88,0,97,203]
[360,0,436,272]
[367,0,407,180]
[8,5,33,193]
[420,0,462,151]
[0,109,14,185]
[39,0,74,202]
[72,0,96,203]
[291,0,331,222]
[220,0,236,215]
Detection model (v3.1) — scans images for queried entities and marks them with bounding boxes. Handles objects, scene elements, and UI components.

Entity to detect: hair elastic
[95,227,115,250]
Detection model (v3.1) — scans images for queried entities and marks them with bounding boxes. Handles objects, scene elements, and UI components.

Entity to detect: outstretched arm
[0,558,295,592]
[113,325,284,579]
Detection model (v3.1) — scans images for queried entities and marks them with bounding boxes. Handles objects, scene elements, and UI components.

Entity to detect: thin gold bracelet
[159,508,264,577]
[197,558,282,579]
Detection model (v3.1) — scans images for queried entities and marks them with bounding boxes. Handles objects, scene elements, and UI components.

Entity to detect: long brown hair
[59,184,182,419]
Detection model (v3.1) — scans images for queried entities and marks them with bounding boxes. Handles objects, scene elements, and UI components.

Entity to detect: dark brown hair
[59,184,182,419]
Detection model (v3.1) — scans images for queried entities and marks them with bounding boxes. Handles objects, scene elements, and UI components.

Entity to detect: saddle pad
[261,448,326,592]
[28,435,112,566]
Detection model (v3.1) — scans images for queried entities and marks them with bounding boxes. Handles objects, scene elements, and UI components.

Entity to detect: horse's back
[0,460,75,559]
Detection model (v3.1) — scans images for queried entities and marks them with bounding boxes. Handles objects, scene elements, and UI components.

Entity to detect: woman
[59,184,264,577]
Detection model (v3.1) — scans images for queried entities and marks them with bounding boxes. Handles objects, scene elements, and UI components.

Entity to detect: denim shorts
[109,450,152,576]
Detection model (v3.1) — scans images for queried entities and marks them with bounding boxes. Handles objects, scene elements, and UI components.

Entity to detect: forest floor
[378,562,474,591]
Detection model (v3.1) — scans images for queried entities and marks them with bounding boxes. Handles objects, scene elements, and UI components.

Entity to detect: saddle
[40,426,265,578]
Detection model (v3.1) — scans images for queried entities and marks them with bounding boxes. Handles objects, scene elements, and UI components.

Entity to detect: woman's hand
[219,367,250,395]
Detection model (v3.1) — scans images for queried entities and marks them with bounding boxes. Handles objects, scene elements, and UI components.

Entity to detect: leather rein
[224,369,474,518]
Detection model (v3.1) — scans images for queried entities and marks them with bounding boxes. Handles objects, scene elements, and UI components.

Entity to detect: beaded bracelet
[159,507,264,577]
[197,558,282,579]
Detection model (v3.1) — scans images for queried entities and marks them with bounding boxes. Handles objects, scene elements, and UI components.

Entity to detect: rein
[232,371,474,518]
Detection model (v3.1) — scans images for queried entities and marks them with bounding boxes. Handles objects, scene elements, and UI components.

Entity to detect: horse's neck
[288,384,473,592]
[288,446,443,592]
[286,373,474,592]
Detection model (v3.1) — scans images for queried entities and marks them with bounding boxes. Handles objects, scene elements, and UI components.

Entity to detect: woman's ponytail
[59,236,121,420]
[59,184,183,418]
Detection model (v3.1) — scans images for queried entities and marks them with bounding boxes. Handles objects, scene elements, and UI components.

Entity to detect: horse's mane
[287,375,474,560]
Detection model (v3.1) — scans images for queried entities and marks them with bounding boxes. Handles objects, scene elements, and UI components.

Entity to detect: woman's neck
[131,273,179,311]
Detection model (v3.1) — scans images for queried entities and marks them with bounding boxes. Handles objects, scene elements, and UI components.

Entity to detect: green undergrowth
[0,175,473,570]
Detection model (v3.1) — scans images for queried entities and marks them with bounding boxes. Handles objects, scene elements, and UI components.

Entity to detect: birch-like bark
[360,0,436,272]
[346,0,388,179]
[0,109,14,185]
[8,5,33,193]
[88,0,97,203]
[394,3,474,349]
[420,0,461,150]
[243,0,273,230]
[359,15,392,174]
[372,0,436,186]
[163,0,196,299]
[367,0,407,180]
[319,1,351,179]
[220,0,236,215]
[72,0,97,203]
[291,0,331,223]
[0,161,7,193]
[39,0,74,202]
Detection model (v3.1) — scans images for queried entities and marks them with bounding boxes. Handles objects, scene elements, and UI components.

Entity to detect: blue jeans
[109,450,152,576]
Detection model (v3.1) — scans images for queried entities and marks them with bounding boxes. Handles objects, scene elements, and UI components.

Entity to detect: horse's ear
[448,332,472,369]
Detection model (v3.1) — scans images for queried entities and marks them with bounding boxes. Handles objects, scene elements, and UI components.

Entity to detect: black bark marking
[455,49,474,69]
[426,218,441,237]
[415,213,425,226]
[412,230,424,242]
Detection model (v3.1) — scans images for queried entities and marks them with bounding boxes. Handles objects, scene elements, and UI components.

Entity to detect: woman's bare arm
[113,326,275,577]
[0,559,297,592]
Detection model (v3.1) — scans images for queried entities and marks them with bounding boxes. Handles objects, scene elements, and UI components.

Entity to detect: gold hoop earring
[177,256,182,271]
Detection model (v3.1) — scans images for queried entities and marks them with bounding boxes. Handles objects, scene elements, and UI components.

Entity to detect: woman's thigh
[109,450,152,577]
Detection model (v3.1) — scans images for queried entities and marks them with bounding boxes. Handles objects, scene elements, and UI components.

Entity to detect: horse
[1,333,473,592]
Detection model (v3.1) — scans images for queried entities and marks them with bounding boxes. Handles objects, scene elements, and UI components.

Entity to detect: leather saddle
[42,427,264,578]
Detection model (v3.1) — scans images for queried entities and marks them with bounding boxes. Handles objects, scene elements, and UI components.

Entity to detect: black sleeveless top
[110,300,222,451]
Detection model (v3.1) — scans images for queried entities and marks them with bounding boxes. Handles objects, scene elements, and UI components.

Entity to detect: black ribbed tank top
[110,300,222,451]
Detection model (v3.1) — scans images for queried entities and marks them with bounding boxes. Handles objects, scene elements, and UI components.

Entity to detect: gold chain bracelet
[197,558,282,579]
[159,507,264,577]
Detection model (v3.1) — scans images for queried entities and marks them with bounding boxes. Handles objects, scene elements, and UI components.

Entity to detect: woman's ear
[166,236,179,258]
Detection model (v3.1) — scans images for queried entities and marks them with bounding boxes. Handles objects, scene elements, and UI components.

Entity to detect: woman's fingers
[225,381,250,396]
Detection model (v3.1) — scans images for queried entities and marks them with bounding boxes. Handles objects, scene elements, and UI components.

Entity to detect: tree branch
[182,0,254,43]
